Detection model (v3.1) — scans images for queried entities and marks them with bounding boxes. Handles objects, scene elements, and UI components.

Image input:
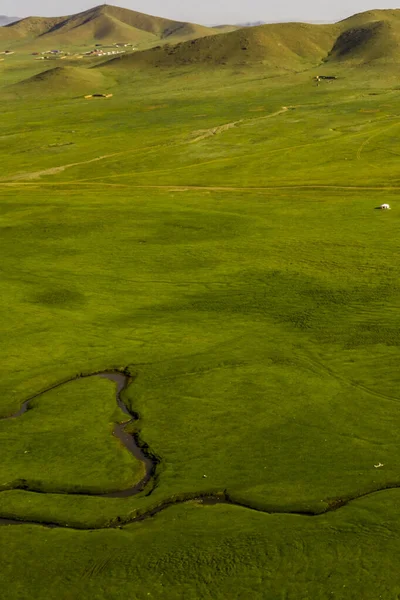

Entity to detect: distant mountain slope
[0,4,223,48]
[5,6,400,76]
[328,21,397,64]
[104,21,340,70]
[0,16,65,40]
[339,8,400,29]
[326,9,400,64]
[102,8,400,71]
[211,25,241,33]
[0,16,20,26]
[237,21,266,27]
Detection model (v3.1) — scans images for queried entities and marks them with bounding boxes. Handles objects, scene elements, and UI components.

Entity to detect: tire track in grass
[299,353,400,404]
[3,181,400,193]
[0,111,291,183]
[187,106,290,143]
[0,154,120,182]
[81,555,115,580]
[0,105,359,184]
[356,120,400,162]
[1,108,398,184]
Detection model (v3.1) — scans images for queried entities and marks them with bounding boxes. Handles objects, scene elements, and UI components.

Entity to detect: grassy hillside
[5,6,400,66]
[0,4,225,50]
[98,8,400,70]
[0,15,66,42]
[9,65,114,96]
[106,22,339,70]
[340,8,400,28]
[211,24,241,33]
[328,20,400,64]
[322,10,400,65]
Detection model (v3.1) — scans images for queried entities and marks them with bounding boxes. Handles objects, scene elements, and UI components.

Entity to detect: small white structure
[379,203,391,210]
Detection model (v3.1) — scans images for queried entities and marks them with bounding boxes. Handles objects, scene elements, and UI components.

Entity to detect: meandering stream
[0,372,157,498]
[2,371,400,530]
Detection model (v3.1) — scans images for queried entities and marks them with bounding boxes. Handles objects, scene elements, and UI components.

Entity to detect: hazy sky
[2,0,400,24]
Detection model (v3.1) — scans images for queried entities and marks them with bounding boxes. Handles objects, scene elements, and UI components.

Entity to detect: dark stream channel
[2,372,397,529]
[0,496,230,529]
[0,372,157,499]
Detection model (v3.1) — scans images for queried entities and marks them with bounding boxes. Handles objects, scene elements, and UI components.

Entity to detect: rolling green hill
[101,8,400,71]
[104,21,340,70]
[0,15,65,41]
[6,7,400,98]
[9,65,114,96]
[4,6,400,70]
[0,4,226,50]
[328,21,398,64]
[326,10,400,65]
[339,8,400,29]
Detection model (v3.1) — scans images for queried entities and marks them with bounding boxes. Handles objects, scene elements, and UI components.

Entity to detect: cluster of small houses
[313,75,338,85]
[86,43,136,57]
[1,42,136,61]
[84,48,128,57]
[32,49,66,60]
[31,43,136,60]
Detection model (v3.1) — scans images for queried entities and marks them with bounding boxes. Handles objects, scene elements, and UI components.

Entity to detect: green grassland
[0,377,144,495]
[3,13,400,597]
[4,493,400,600]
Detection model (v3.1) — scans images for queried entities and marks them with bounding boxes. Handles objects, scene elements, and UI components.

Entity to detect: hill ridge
[103,21,340,70]
[4,6,400,69]
[0,3,221,48]
[101,8,400,70]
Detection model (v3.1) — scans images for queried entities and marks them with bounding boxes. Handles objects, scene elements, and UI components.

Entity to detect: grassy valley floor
[2,55,400,598]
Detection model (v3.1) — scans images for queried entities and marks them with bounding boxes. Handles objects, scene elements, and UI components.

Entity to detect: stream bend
[0,371,157,499]
[3,372,400,530]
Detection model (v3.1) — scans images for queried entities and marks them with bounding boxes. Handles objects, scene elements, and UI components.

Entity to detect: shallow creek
[0,372,156,498]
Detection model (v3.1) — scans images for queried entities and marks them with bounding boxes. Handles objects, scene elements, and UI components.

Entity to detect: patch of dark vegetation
[30,288,86,307]
[328,25,377,60]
